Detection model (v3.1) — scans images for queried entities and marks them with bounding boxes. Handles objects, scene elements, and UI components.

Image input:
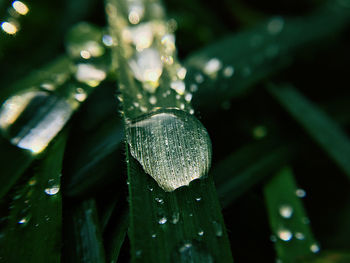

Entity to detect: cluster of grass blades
[0,0,350,262]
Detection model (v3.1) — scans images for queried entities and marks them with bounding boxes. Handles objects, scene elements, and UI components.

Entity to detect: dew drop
[126,108,212,192]
[44,179,60,196]
[277,229,292,241]
[267,16,284,35]
[279,204,293,219]
[310,243,320,253]
[296,188,306,198]
[212,221,223,237]
[158,217,167,225]
[173,241,214,263]
[223,66,234,78]
[295,232,305,240]
[170,80,186,95]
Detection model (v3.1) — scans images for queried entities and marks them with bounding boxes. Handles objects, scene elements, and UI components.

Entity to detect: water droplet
[1,21,18,35]
[242,66,252,77]
[149,96,157,105]
[212,221,223,237]
[102,34,114,46]
[195,197,201,202]
[0,91,73,154]
[203,58,222,77]
[151,233,157,238]
[189,213,193,217]
[296,188,306,198]
[279,204,293,219]
[277,229,292,241]
[12,1,29,16]
[129,23,154,51]
[148,185,154,191]
[173,241,214,263]
[170,80,186,95]
[190,84,198,92]
[295,232,305,240]
[171,212,180,224]
[310,243,320,253]
[177,67,187,80]
[155,197,164,204]
[161,34,176,53]
[126,108,212,192]
[135,249,142,257]
[265,45,280,59]
[128,2,145,24]
[267,16,284,35]
[195,74,204,84]
[18,216,30,225]
[44,179,60,196]
[74,87,87,102]
[223,66,234,78]
[129,48,163,92]
[75,64,106,87]
[198,230,204,236]
[28,178,37,186]
[158,217,167,225]
[185,93,192,102]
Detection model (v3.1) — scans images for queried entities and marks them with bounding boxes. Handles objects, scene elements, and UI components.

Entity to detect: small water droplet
[28,178,37,186]
[102,34,114,46]
[295,232,305,240]
[177,67,187,80]
[203,58,222,77]
[44,179,60,196]
[277,229,292,241]
[310,243,320,253]
[148,185,154,191]
[170,80,186,95]
[149,96,157,105]
[198,230,204,236]
[185,93,192,102]
[158,217,167,225]
[171,212,180,224]
[189,213,193,217]
[155,197,164,204]
[223,66,234,78]
[195,197,201,202]
[190,84,198,92]
[126,108,212,192]
[279,204,293,219]
[173,241,214,263]
[212,221,223,237]
[135,249,142,257]
[296,188,306,198]
[195,74,204,84]
[151,233,157,238]
[267,16,284,35]
[75,64,106,87]
[74,87,87,102]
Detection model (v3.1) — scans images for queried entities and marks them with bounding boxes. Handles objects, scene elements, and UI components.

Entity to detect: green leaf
[185,1,350,111]
[0,131,67,262]
[267,83,350,179]
[264,167,319,263]
[62,199,106,263]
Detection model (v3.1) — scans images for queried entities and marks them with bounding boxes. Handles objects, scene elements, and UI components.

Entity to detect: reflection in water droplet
[277,229,292,241]
[126,108,212,192]
[295,188,306,198]
[295,232,305,240]
[44,179,60,196]
[158,217,167,225]
[173,241,214,263]
[0,91,73,154]
[223,66,234,78]
[279,205,293,219]
[310,243,320,253]
[212,221,223,237]
[74,88,87,102]
[185,93,192,102]
[267,16,284,35]
[203,58,222,77]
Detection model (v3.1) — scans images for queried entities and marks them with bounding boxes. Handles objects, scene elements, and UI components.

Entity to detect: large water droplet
[126,108,212,192]
[172,241,214,263]
[44,179,60,196]
[0,91,73,154]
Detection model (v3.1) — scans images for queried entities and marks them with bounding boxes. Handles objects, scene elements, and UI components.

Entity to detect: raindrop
[161,34,176,53]
[44,179,60,196]
[223,66,234,78]
[277,229,292,241]
[310,243,320,253]
[295,232,305,240]
[170,80,186,95]
[295,188,306,198]
[212,221,223,237]
[148,185,154,191]
[267,16,284,35]
[173,241,214,263]
[74,87,87,102]
[158,217,167,225]
[126,108,212,192]
[279,204,293,219]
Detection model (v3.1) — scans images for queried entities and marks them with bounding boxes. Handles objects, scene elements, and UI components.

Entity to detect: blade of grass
[0,131,67,262]
[267,83,350,179]
[184,1,350,111]
[62,199,106,263]
[106,0,233,261]
[264,167,319,263]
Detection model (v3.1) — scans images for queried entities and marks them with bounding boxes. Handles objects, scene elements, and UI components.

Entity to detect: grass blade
[267,83,350,179]
[0,132,67,262]
[185,1,350,111]
[264,167,319,263]
[62,199,106,263]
